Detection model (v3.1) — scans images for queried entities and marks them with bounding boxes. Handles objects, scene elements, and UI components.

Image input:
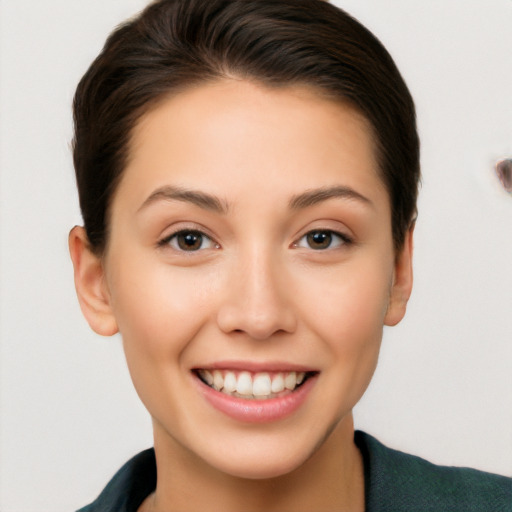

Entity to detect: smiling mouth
[194,369,316,400]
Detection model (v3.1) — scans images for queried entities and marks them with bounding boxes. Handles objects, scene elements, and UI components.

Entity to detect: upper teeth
[198,369,306,399]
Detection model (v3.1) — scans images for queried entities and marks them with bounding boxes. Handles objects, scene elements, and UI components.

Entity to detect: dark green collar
[78,431,512,511]
[355,431,512,512]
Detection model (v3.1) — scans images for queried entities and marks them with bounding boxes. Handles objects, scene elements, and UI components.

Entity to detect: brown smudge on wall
[496,159,512,193]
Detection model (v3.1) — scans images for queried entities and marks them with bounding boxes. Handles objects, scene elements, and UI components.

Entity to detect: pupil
[308,231,331,249]
[178,232,201,250]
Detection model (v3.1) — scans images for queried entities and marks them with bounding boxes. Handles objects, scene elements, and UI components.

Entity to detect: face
[72,80,412,480]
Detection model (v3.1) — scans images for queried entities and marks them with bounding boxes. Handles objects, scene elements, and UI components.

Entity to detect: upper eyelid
[158,226,218,247]
[294,226,353,242]
[159,222,215,240]
[294,229,352,246]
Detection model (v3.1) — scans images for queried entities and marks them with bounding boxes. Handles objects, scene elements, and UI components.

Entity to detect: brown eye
[164,230,217,251]
[177,232,203,251]
[295,230,351,250]
[307,231,333,250]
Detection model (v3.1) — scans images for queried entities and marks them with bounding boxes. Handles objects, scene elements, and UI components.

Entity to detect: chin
[214,453,307,480]
[198,431,321,481]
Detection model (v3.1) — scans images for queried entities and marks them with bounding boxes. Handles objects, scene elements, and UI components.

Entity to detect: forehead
[118,79,388,212]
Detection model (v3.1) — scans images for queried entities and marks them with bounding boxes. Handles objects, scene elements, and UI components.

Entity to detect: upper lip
[192,360,318,373]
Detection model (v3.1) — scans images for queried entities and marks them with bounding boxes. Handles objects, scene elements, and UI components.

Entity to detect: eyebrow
[289,185,373,210]
[139,184,372,214]
[138,185,228,214]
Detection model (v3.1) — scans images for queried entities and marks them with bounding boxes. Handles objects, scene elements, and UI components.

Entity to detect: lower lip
[196,374,317,423]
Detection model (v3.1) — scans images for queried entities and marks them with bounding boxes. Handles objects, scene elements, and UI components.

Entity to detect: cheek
[107,257,218,359]
[302,259,392,339]
[298,259,392,399]
[106,261,219,415]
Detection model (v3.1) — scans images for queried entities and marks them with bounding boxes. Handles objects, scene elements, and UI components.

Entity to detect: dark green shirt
[77,431,512,511]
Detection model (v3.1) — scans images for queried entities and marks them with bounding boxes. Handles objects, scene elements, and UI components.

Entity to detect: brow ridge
[289,186,372,210]
[138,185,228,213]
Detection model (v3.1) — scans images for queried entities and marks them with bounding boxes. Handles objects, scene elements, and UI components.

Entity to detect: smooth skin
[70,79,413,512]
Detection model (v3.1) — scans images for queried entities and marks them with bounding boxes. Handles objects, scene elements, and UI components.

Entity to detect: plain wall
[0,1,511,510]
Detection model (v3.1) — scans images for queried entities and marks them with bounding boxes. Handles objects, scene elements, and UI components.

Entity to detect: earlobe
[68,226,119,336]
[384,226,414,327]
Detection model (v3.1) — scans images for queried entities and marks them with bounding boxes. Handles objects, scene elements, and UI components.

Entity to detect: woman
[69,0,511,510]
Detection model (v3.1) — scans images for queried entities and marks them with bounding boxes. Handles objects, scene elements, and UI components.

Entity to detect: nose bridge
[216,244,296,339]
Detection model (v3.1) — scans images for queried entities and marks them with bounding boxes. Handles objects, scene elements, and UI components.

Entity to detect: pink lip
[195,373,318,423]
[196,360,315,373]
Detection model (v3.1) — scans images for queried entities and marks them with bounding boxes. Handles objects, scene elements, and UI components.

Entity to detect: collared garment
[77,431,512,511]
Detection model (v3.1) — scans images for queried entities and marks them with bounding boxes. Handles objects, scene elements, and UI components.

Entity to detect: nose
[216,250,297,340]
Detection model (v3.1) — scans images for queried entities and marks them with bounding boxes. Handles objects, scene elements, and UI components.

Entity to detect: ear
[68,226,118,336]
[384,225,414,327]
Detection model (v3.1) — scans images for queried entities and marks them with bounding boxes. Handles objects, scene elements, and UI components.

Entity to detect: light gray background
[0,1,511,510]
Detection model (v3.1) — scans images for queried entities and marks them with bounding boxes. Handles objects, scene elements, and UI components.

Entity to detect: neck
[143,415,364,512]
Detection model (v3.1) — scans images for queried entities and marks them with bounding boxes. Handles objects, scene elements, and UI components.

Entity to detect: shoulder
[355,431,512,512]
[76,448,156,512]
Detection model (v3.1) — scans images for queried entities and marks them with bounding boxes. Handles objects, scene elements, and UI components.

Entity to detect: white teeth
[213,370,224,391]
[201,370,214,386]
[223,371,237,393]
[253,373,272,396]
[284,371,297,390]
[271,373,285,393]
[236,371,253,395]
[199,369,308,398]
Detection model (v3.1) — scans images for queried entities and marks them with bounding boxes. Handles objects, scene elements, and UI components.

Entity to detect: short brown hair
[73,0,420,253]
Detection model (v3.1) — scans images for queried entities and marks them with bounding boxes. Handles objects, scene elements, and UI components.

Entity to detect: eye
[160,230,218,252]
[294,230,351,250]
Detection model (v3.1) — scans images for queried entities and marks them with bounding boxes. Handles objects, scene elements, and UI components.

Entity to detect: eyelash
[293,229,353,251]
[158,229,219,252]
[158,228,352,252]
